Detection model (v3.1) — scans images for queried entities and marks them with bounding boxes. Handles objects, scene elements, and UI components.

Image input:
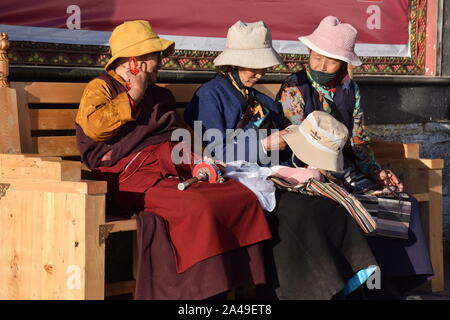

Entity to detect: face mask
[308,63,341,85]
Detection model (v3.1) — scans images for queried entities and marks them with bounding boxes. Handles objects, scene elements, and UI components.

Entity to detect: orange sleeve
[75,79,139,141]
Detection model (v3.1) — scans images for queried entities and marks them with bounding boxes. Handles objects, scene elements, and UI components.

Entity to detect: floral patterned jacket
[276,68,381,176]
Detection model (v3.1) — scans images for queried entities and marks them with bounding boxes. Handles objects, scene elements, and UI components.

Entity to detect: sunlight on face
[237,67,267,87]
[309,50,344,74]
[136,52,162,83]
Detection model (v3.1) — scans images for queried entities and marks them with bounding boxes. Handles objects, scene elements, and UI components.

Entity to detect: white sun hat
[281,111,349,172]
[213,20,283,69]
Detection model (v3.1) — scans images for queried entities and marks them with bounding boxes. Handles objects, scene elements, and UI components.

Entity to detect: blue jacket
[184,74,290,165]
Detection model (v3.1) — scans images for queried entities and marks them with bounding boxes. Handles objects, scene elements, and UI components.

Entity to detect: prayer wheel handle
[177,171,209,191]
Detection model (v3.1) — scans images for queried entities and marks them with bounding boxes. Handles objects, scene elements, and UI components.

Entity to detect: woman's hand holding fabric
[373,169,404,192]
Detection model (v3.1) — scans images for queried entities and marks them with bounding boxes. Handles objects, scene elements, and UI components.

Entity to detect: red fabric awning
[0,0,411,56]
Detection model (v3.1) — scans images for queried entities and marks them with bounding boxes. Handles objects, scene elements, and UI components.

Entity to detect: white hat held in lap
[281,111,349,172]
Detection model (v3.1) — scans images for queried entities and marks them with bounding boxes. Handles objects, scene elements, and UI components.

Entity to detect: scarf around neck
[223,69,266,120]
[305,65,361,117]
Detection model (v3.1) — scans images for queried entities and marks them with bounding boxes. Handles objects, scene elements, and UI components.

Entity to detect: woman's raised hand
[126,62,149,104]
[262,129,289,151]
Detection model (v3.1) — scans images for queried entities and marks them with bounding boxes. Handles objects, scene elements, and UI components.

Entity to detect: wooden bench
[0,36,445,299]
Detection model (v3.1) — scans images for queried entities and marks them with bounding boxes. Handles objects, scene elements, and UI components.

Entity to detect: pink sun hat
[299,16,362,67]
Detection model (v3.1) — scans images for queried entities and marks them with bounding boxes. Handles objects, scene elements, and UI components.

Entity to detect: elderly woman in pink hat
[277,16,433,297]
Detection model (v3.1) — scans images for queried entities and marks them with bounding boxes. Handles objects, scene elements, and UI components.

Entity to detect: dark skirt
[365,195,434,290]
[134,211,268,300]
[264,190,377,300]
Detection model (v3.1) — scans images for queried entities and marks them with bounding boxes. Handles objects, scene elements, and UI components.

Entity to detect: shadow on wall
[359,84,450,125]
[360,82,450,250]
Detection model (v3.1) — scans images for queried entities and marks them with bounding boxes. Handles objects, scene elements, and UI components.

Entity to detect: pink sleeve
[271,167,323,185]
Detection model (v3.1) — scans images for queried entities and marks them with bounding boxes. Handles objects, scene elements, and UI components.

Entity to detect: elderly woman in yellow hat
[75,20,273,300]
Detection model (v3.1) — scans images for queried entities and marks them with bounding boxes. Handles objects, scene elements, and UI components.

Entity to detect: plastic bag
[223,161,276,212]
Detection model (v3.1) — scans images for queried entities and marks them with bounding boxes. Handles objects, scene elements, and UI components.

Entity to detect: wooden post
[0,33,34,154]
[428,169,445,292]
[132,230,139,298]
[0,33,9,88]
[417,167,445,293]
[0,154,107,299]
[0,33,23,154]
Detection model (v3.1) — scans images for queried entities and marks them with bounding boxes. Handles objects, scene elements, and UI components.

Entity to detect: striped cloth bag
[303,179,411,239]
[268,175,411,239]
[335,163,412,239]
[304,179,377,234]
[354,191,411,239]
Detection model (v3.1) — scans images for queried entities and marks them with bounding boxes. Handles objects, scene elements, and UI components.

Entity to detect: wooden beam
[158,83,281,101]
[105,280,135,297]
[30,109,77,130]
[85,194,106,300]
[158,83,200,102]
[371,141,420,159]
[428,169,444,292]
[0,87,22,153]
[253,83,282,99]
[34,136,79,157]
[0,154,81,181]
[106,219,137,232]
[378,158,444,170]
[10,82,86,103]
[132,231,139,281]
[412,193,429,203]
[0,177,107,195]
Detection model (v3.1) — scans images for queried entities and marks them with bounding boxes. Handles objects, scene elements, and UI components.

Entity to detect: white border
[0,24,411,57]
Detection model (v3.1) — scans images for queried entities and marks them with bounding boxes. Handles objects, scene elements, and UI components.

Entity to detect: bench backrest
[7,81,281,158]
[7,81,418,161]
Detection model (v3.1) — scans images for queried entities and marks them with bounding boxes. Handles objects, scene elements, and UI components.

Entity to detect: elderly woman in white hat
[185,21,378,300]
[185,20,289,161]
[277,16,433,297]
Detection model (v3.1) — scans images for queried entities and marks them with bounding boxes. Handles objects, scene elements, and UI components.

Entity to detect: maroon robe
[77,72,272,298]
[94,141,272,273]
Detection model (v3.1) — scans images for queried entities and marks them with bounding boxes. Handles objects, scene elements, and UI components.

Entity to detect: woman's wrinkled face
[309,50,344,74]
[136,52,162,83]
[237,67,267,87]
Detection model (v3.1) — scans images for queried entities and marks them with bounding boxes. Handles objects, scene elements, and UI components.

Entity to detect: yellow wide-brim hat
[105,20,175,70]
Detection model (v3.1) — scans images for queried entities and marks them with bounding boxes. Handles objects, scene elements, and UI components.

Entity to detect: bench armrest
[377,158,444,170]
